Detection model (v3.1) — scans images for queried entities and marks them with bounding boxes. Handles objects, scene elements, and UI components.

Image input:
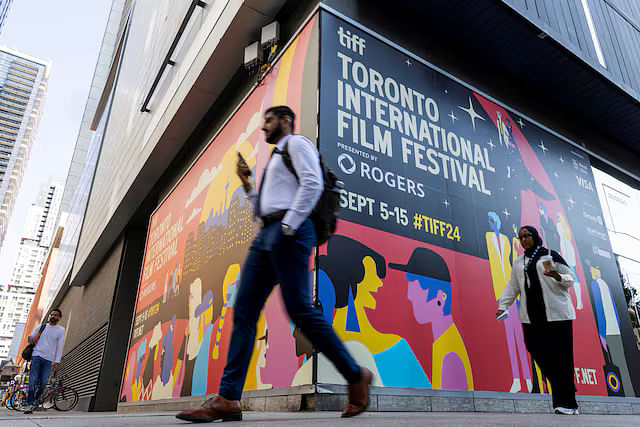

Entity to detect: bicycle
[32,375,79,411]
[19,375,79,412]
[9,387,28,411]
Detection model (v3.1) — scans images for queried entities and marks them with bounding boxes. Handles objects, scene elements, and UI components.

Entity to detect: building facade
[0,178,63,361]
[0,0,13,35]
[0,46,49,253]
[38,0,640,413]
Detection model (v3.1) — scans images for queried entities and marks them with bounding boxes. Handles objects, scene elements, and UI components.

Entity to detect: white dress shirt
[246,134,323,230]
[30,324,65,364]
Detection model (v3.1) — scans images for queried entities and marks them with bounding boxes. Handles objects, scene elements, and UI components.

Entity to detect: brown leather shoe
[341,368,373,418]
[175,395,242,423]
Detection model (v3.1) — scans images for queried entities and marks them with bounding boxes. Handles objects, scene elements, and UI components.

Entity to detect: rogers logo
[338,153,356,175]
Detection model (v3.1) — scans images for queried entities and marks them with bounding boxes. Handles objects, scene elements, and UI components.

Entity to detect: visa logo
[576,176,594,191]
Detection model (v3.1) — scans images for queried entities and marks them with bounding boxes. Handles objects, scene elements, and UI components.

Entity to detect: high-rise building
[6,320,22,361]
[0,46,49,254]
[0,0,13,35]
[0,178,63,361]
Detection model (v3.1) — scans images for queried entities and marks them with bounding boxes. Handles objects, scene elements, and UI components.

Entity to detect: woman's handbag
[21,324,46,362]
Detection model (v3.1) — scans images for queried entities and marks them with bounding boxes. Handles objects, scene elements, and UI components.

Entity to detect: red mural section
[323,219,606,395]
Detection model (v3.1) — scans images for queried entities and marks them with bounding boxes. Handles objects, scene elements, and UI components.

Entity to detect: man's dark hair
[265,105,295,132]
[51,308,62,317]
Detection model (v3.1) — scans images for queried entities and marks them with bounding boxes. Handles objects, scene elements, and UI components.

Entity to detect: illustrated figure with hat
[317,236,431,389]
[390,247,473,390]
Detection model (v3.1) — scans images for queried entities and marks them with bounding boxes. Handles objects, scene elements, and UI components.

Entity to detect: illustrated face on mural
[538,202,546,216]
[256,333,269,384]
[406,273,452,324]
[222,264,240,308]
[389,247,453,325]
[356,256,384,310]
[488,211,501,234]
[260,289,298,388]
[188,279,202,318]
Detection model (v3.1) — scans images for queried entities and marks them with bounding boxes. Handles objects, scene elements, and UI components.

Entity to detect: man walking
[24,308,65,414]
[176,106,371,422]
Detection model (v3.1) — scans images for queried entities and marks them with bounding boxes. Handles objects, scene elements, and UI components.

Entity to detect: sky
[0,0,113,286]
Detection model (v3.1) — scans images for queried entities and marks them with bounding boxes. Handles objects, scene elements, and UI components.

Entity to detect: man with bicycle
[24,308,65,414]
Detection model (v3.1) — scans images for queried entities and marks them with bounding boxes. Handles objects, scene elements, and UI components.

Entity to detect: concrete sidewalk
[1,409,639,426]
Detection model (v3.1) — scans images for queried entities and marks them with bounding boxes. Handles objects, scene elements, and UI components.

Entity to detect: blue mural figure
[161,315,177,385]
[590,265,635,396]
[136,338,148,382]
[191,290,214,396]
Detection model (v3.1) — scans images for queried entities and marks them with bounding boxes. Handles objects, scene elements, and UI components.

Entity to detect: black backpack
[279,139,343,246]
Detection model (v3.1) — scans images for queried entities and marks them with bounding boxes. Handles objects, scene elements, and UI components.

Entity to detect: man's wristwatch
[281,223,296,236]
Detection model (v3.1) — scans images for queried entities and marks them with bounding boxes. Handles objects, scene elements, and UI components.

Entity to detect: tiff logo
[338,26,366,55]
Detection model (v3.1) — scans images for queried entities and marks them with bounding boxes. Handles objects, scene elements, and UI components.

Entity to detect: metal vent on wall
[56,323,108,400]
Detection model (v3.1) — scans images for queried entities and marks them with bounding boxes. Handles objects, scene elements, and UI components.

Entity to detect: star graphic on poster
[538,140,548,154]
[500,187,504,192]
[487,138,496,150]
[444,89,448,94]
[567,195,576,208]
[448,110,458,123]
[554,172,559,178]
[517,117,525,128]
[458,96,485,130]
[443,200,450,207]
[559,156,565,165]
[405,59,412,66]
[503,208,511,218]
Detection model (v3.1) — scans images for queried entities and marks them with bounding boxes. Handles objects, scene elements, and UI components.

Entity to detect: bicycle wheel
[53,387,78,411]
[41,390,55,409]
[10,389,27,411]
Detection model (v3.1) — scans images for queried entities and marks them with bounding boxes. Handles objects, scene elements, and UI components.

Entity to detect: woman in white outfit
[496,226,579,415]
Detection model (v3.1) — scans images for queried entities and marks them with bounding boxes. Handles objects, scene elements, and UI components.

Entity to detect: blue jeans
[218,219,361,400]
[27,356,52,405]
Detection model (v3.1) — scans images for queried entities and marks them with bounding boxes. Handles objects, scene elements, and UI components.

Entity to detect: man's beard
[266,122,283,143]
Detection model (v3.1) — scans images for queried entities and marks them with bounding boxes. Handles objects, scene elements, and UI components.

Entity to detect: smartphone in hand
[237,152,251,177]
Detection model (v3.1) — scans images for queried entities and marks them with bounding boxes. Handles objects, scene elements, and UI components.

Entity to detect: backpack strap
[34,324,46,344]
[278,141,299,181]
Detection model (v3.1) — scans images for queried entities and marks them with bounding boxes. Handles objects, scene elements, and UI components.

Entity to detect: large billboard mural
[317,12,640,397]
[121,9,640,405]
[120,17,319,402]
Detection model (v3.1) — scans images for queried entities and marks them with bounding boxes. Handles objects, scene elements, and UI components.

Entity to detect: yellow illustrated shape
[213,264,240,359]
[486,232,512,300]
[333,256,401,354]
